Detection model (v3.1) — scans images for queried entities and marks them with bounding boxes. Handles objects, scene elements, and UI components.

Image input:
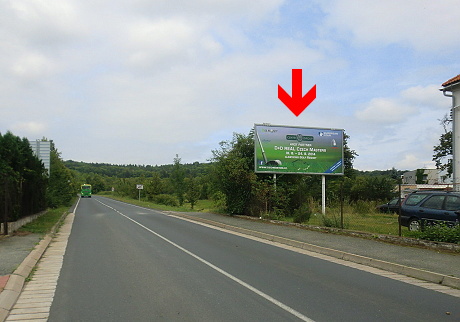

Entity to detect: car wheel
[408,218,421,231]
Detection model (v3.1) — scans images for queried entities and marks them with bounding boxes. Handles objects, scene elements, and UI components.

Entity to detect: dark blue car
[400,191,460,231]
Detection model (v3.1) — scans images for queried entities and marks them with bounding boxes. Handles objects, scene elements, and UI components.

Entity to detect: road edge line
[167,212,460,290]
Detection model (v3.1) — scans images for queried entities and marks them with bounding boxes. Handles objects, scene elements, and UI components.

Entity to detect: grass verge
[99,194,218,213]
[17,206,69,235]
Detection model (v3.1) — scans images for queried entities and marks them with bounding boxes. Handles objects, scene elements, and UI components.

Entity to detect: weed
[408,223,460,244]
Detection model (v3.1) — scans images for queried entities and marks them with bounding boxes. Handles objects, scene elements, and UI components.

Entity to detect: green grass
[306,212,401,235]
[18,206,68,234]
[100,194,218,213]
[99,194,411,237]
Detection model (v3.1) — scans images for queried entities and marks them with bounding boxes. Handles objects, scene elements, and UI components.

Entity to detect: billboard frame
[254,123,344,176]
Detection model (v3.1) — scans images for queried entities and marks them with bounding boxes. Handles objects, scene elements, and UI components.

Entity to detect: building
[402,168,452,185]
[440,74,460,189]
[29,140,51,175]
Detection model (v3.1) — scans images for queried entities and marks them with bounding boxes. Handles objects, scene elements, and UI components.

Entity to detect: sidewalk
[0,233,42,295]
[0,207,459,320]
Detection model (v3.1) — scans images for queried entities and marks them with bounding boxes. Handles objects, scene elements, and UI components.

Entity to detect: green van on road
[81,184,92,198]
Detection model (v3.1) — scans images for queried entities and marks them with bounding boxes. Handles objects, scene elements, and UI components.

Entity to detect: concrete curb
[170,212,460,290]
[0,212,69,322]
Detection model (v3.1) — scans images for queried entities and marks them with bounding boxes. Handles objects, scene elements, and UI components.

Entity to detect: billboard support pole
[322,175,326,215]
[273,174,277,192]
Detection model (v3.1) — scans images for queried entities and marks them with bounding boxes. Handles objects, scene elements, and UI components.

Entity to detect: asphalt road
[49,197,459,321]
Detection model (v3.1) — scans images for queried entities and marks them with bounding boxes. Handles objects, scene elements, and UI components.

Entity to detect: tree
[171,154,185,206]
[348,176,396,202]
[433,114,452,178]
[144,172,165,199]
[46,143,76,208]
[211,132,256,214]
[0,132,48,224]
[343,132,358,178]
[84,173,107,194]
[185,177,201,209]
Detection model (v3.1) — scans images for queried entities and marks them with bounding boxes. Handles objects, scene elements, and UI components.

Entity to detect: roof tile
[442,74,460,87]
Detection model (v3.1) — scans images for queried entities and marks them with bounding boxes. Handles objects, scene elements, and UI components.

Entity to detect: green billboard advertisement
[254,124,344,175]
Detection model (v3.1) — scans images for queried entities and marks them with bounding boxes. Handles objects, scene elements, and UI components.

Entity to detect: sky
[1,0,459,171]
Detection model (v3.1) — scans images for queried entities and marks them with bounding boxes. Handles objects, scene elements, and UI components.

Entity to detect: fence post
[3,177,8,235]
[398,181,402,237]
[340,181,344,229]
[321,175,326,215]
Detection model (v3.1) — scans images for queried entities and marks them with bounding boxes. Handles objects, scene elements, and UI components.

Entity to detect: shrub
[353,200,376,215]
[320,212,349,229]
[409,223,460,244]
[293,204,312,223]
[320,213,341,228]
[210,191,227,213]
[262,207,286,220]
[152,194,179,207]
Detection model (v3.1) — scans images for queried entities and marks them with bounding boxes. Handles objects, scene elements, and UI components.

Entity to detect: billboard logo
[286,134,314,142]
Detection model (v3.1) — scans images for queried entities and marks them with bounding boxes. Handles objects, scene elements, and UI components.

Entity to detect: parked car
[399,191,460,231]
[376,198,400,213]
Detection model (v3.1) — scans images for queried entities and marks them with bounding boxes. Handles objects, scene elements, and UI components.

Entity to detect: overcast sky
[1,0,459,171]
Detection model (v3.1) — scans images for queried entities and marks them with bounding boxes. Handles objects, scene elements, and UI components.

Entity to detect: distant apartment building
[29,139,51,175]
[402,169,453,185]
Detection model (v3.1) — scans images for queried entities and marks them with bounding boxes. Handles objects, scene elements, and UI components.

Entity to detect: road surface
[48,196,459,321]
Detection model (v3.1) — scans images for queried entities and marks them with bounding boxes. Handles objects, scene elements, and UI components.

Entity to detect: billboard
[254,124,344,175]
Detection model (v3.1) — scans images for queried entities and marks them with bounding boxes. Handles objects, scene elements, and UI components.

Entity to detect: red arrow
[278,69,316,117]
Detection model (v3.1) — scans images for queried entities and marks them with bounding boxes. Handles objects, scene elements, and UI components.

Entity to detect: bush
[152,194,179,207]
[320,212,348,229]
[262,208,286,220]
[210,191,227,213]
[353,200,376,215]
[409,223,460,244]
[293,204,312,223]
[321,214,340,228]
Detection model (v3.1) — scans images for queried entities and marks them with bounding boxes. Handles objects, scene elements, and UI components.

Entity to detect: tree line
[1,131,75,228]
[1,127,410,226]
[66,130,401,217]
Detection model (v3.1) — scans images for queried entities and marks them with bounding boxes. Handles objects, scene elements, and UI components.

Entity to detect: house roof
[442,74,460,87]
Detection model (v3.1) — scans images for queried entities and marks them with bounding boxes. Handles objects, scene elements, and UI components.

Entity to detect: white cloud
[122,18,223,72]
[0,0,457,171]
[130,0,284,22]
[355,84,449,124]
[11,121,47,135]
[10,53,58,81]
[319,0,460,52]
[2,0,85,48]
[401,85,447,109]
[355,98,414,124]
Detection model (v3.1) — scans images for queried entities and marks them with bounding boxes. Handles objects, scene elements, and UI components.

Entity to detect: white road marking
[96,199,315,322]
[97,198,460,298]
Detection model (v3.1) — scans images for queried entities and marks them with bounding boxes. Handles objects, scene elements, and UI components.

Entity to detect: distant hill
[64,160,211,178]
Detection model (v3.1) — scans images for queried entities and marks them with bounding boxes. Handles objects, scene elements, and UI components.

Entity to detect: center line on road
[96,199,314,322]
